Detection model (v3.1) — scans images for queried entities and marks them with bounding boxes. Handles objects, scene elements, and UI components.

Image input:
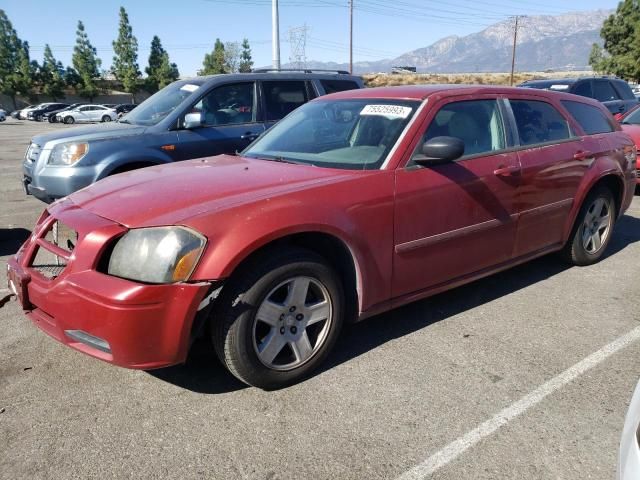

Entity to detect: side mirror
[184,112,202,129]
[414,136,465,166]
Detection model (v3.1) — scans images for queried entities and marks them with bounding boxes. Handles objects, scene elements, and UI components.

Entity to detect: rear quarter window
[561,100,615,135]
[612,80,636,100]
[320,80,360,94]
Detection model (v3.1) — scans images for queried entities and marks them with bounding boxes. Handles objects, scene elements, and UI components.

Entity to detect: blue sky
[3,0,620,76]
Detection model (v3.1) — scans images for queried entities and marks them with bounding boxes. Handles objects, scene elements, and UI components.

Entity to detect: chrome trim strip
[395,214,517,254]
[520,198,574,216]
[381,98,429,170]
[65,330,111,353]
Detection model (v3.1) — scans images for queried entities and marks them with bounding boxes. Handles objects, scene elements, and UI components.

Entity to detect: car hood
[32,122,146,146]
[69,155,357,227]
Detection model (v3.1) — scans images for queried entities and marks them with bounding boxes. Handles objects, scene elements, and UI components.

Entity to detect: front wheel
[101,115,112,122]
[63,116,74,124]
[212,248,344,389]
[562,186,616,266]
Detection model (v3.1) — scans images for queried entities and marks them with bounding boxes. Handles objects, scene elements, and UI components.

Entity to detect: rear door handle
[493,165,520,177]
[241,132,260,141]
[573,150,593,161]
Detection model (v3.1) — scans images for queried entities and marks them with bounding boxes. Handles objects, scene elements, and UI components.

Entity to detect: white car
[57,105,117,124]
[619,379,640,479]
[0,109,6,122]
[19,103,53,120]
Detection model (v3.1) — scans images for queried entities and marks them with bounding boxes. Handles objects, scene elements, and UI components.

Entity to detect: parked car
[615,105,640,188]
[115,103,137,118]
[618,379,640,480]
[101,104,117,109]
[7,85,637,389]
[22,71,364,203]
[519,77,639,115]
[43,103,86,123]
[13,104,35,119]
[56,104,117,124]
[0,109,6,122]
[19,103,56,120]
[27,103,69,122]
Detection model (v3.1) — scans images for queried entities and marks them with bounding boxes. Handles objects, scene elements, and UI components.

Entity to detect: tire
[212,247,344,389]
[101,115,112,122]
[561,186,616,266]
[63,116,74,124]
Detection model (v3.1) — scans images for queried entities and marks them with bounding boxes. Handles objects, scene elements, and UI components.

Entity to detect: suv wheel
[101,115,112,122]
[562,186,616,266]
[63,116,74,124]
[212,248,344,389]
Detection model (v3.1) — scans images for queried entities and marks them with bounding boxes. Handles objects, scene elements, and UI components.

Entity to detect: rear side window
[262,81,310,121]
[592,80,619,102]
[572,81,593,98]
[612,80,636,100]
[320,79,360,94]
[510,100,572,145]
[561,100,614,135]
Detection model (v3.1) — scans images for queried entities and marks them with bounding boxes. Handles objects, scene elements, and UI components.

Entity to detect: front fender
[94,147,175,180]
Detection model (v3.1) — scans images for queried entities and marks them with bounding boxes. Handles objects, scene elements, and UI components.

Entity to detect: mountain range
[281,9,612,74]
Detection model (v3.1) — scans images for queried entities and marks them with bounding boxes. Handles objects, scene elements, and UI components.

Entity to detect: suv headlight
[107,227,206,284]
[48,142,89,166]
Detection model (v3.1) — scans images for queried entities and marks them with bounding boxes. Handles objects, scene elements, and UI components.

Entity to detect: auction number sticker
[180,84,200,93]
[361,104,412,119]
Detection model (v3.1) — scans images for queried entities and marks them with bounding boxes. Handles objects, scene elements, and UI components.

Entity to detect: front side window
[192,82,255,126]
[561,100,614,135]
[413,99,506,160]
[243,99,419,170]
[262,81,310,121]
[510,100,572,145]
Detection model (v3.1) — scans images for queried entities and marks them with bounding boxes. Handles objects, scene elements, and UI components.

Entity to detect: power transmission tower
[289,25,309,70]
[349,0,354,74]
[509,15,525,86]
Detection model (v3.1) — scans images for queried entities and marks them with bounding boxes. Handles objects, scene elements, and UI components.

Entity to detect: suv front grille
[25,143,41,163]
[30,220,77,279]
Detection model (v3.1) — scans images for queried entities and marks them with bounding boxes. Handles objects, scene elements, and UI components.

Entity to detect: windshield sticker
[361,104,412,119]
[180,84,200,93]
[549,84,570,91]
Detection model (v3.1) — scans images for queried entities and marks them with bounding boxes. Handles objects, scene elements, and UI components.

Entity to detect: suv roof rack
[251,68,351,75]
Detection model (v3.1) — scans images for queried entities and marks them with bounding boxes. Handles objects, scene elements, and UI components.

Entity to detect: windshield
[622,107,640,125]
[243,99,419,170]
[123,80,204,126]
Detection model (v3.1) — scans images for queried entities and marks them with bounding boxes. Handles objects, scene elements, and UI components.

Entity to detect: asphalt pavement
[0,118,639,479]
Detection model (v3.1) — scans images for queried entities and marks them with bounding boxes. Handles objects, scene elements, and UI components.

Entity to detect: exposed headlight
[107,227,206,284]
[48,142,89,166]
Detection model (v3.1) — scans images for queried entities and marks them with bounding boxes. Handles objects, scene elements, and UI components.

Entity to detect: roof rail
[251,68,351,75]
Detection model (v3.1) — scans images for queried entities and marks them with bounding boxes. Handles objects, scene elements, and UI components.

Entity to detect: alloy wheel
[581,196,612,255]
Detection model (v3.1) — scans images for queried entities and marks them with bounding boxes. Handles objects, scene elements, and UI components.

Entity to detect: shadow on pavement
[150,213,640,394]
[0,228,31,257]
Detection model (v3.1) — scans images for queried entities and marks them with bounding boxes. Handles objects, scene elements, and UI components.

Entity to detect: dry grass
[363,71,593,88]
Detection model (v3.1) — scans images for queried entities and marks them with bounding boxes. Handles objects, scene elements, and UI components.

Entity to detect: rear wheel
[63,116,74,124]
[101,115,112,122]
[562,186,616,266]
[212,248,344,389]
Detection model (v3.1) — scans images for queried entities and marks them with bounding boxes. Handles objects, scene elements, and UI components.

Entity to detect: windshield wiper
[249,154,303,165]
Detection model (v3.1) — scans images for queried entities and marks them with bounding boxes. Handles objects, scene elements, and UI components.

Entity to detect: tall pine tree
[0,9,29,108]
[42,45,66,101]
[145,36,179,92]
[238,38,253,73]
[591,0,640,81]
[112,6,140,96]
[72,21,102,101]
[201,39,226,75]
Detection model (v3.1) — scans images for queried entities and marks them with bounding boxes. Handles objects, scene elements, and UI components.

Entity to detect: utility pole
[349,0,354,74]
[509,15,520,86]
[272,0,281,70]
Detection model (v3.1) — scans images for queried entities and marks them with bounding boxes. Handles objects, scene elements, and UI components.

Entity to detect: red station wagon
[6,85,637,389]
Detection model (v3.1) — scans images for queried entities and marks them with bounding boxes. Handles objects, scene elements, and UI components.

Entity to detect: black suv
[519,77,639,115]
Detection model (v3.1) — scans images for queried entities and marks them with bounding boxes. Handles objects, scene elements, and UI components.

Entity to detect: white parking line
[396,325,640,480]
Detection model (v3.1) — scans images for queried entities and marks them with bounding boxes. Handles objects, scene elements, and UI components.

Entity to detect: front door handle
[241,132,260,141]
[493,165,519,177]
[573,150,593,161]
